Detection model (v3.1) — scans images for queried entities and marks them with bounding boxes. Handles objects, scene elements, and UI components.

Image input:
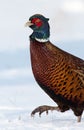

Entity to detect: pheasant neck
[30,24,50,43]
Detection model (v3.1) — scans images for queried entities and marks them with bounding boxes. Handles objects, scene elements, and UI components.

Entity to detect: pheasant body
[30,39,84,116]
[26,14,84,122]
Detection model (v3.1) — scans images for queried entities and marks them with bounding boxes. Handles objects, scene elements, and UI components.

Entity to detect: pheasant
[25,14,84,122]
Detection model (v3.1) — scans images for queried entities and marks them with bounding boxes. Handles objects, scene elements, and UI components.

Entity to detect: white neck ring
[35,37,49,42]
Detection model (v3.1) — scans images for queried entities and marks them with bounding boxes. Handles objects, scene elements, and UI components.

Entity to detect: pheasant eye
[31,18,43,27]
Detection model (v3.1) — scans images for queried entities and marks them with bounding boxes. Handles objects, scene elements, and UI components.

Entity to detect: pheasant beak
[25,20,34,27]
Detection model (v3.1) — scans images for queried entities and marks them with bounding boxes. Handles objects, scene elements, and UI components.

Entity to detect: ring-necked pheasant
[25,14,84,122]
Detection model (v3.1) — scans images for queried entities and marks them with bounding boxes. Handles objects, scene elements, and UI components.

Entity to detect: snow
[0,0,84,129]
[1,85,84,130]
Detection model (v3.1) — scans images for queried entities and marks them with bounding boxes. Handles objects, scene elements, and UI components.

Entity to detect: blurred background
[0,0,84,109]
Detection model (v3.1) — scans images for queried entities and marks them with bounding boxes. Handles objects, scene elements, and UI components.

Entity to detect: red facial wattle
[31,18,43,27]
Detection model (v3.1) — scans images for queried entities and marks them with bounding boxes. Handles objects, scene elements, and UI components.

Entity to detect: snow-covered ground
[0,0,84,129]
[1,81,84,130]
[0,82,84,130]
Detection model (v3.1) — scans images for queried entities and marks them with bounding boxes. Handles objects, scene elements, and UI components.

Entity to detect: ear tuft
[46,18,49,21]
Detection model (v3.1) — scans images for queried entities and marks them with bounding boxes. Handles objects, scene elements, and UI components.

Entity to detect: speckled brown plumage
[30,40,84,121]
[26,14,84,122]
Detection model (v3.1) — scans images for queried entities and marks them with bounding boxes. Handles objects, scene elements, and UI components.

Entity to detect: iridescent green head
[25,14,50,42]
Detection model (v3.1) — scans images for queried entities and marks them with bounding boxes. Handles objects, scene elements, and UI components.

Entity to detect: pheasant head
[25,14,50,42]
